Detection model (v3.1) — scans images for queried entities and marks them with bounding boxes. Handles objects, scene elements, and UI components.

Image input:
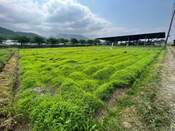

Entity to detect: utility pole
[165,0,175,46]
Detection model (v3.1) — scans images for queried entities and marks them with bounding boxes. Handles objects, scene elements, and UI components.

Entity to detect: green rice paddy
[15,47,163,130]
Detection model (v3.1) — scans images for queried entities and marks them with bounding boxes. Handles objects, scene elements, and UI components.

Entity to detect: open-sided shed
[98,32,166,45]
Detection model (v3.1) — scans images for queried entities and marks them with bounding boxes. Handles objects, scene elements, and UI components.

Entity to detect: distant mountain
[57,33,87,40]
[16,32,39,37]
[0,26,88,40]
[0,26,16,35]
[0,26,40,38]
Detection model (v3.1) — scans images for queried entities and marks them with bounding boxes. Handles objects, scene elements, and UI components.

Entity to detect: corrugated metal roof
[98,32,166,41]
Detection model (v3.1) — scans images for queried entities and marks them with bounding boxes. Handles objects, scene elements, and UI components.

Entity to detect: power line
[165,0,175,46]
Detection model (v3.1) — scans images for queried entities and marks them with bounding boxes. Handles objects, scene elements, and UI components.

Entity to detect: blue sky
[0,0,174,39]
[80,0,174,32]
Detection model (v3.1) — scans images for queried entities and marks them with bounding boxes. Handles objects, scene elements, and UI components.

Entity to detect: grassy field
[15,47,163,130]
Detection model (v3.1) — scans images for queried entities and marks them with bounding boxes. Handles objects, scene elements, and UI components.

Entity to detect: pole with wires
[165,0,175,46]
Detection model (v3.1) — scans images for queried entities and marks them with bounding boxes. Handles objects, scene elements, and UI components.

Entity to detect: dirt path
[159,47,175,130]
[0,52,18,130]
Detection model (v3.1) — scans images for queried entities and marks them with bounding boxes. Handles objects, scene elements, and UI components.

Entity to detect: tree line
[0,36,101,46]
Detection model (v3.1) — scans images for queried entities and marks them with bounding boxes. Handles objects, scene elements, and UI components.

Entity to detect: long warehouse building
[98,32,166,45]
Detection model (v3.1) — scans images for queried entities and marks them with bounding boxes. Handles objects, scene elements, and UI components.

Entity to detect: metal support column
[165,0,175,46]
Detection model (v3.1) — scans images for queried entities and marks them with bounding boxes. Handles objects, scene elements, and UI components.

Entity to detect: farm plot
[16,47,163,130]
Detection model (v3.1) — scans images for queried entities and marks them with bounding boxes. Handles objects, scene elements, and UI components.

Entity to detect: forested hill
[0,26,40,38]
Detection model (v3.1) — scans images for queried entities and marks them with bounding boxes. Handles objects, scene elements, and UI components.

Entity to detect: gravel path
[159,47,175,130]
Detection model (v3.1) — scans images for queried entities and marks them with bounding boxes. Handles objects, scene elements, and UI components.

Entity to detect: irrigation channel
[0,52,18,130]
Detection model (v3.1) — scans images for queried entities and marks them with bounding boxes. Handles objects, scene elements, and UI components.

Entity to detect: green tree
[0,36,6,44]
[87,39,94,45]
[33,36,45,46]
[94,39,100,45]
[79,39,86,45]
[15,36,30,46]
[58,38,69,43]
[70,38,78,45]
[87,39,100,45]
[47,38,59,45]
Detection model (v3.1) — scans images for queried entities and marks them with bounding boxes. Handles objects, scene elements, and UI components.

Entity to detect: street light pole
[165,0,175,46]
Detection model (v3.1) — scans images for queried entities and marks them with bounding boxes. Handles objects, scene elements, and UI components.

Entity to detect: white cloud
[0,0,133,37]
